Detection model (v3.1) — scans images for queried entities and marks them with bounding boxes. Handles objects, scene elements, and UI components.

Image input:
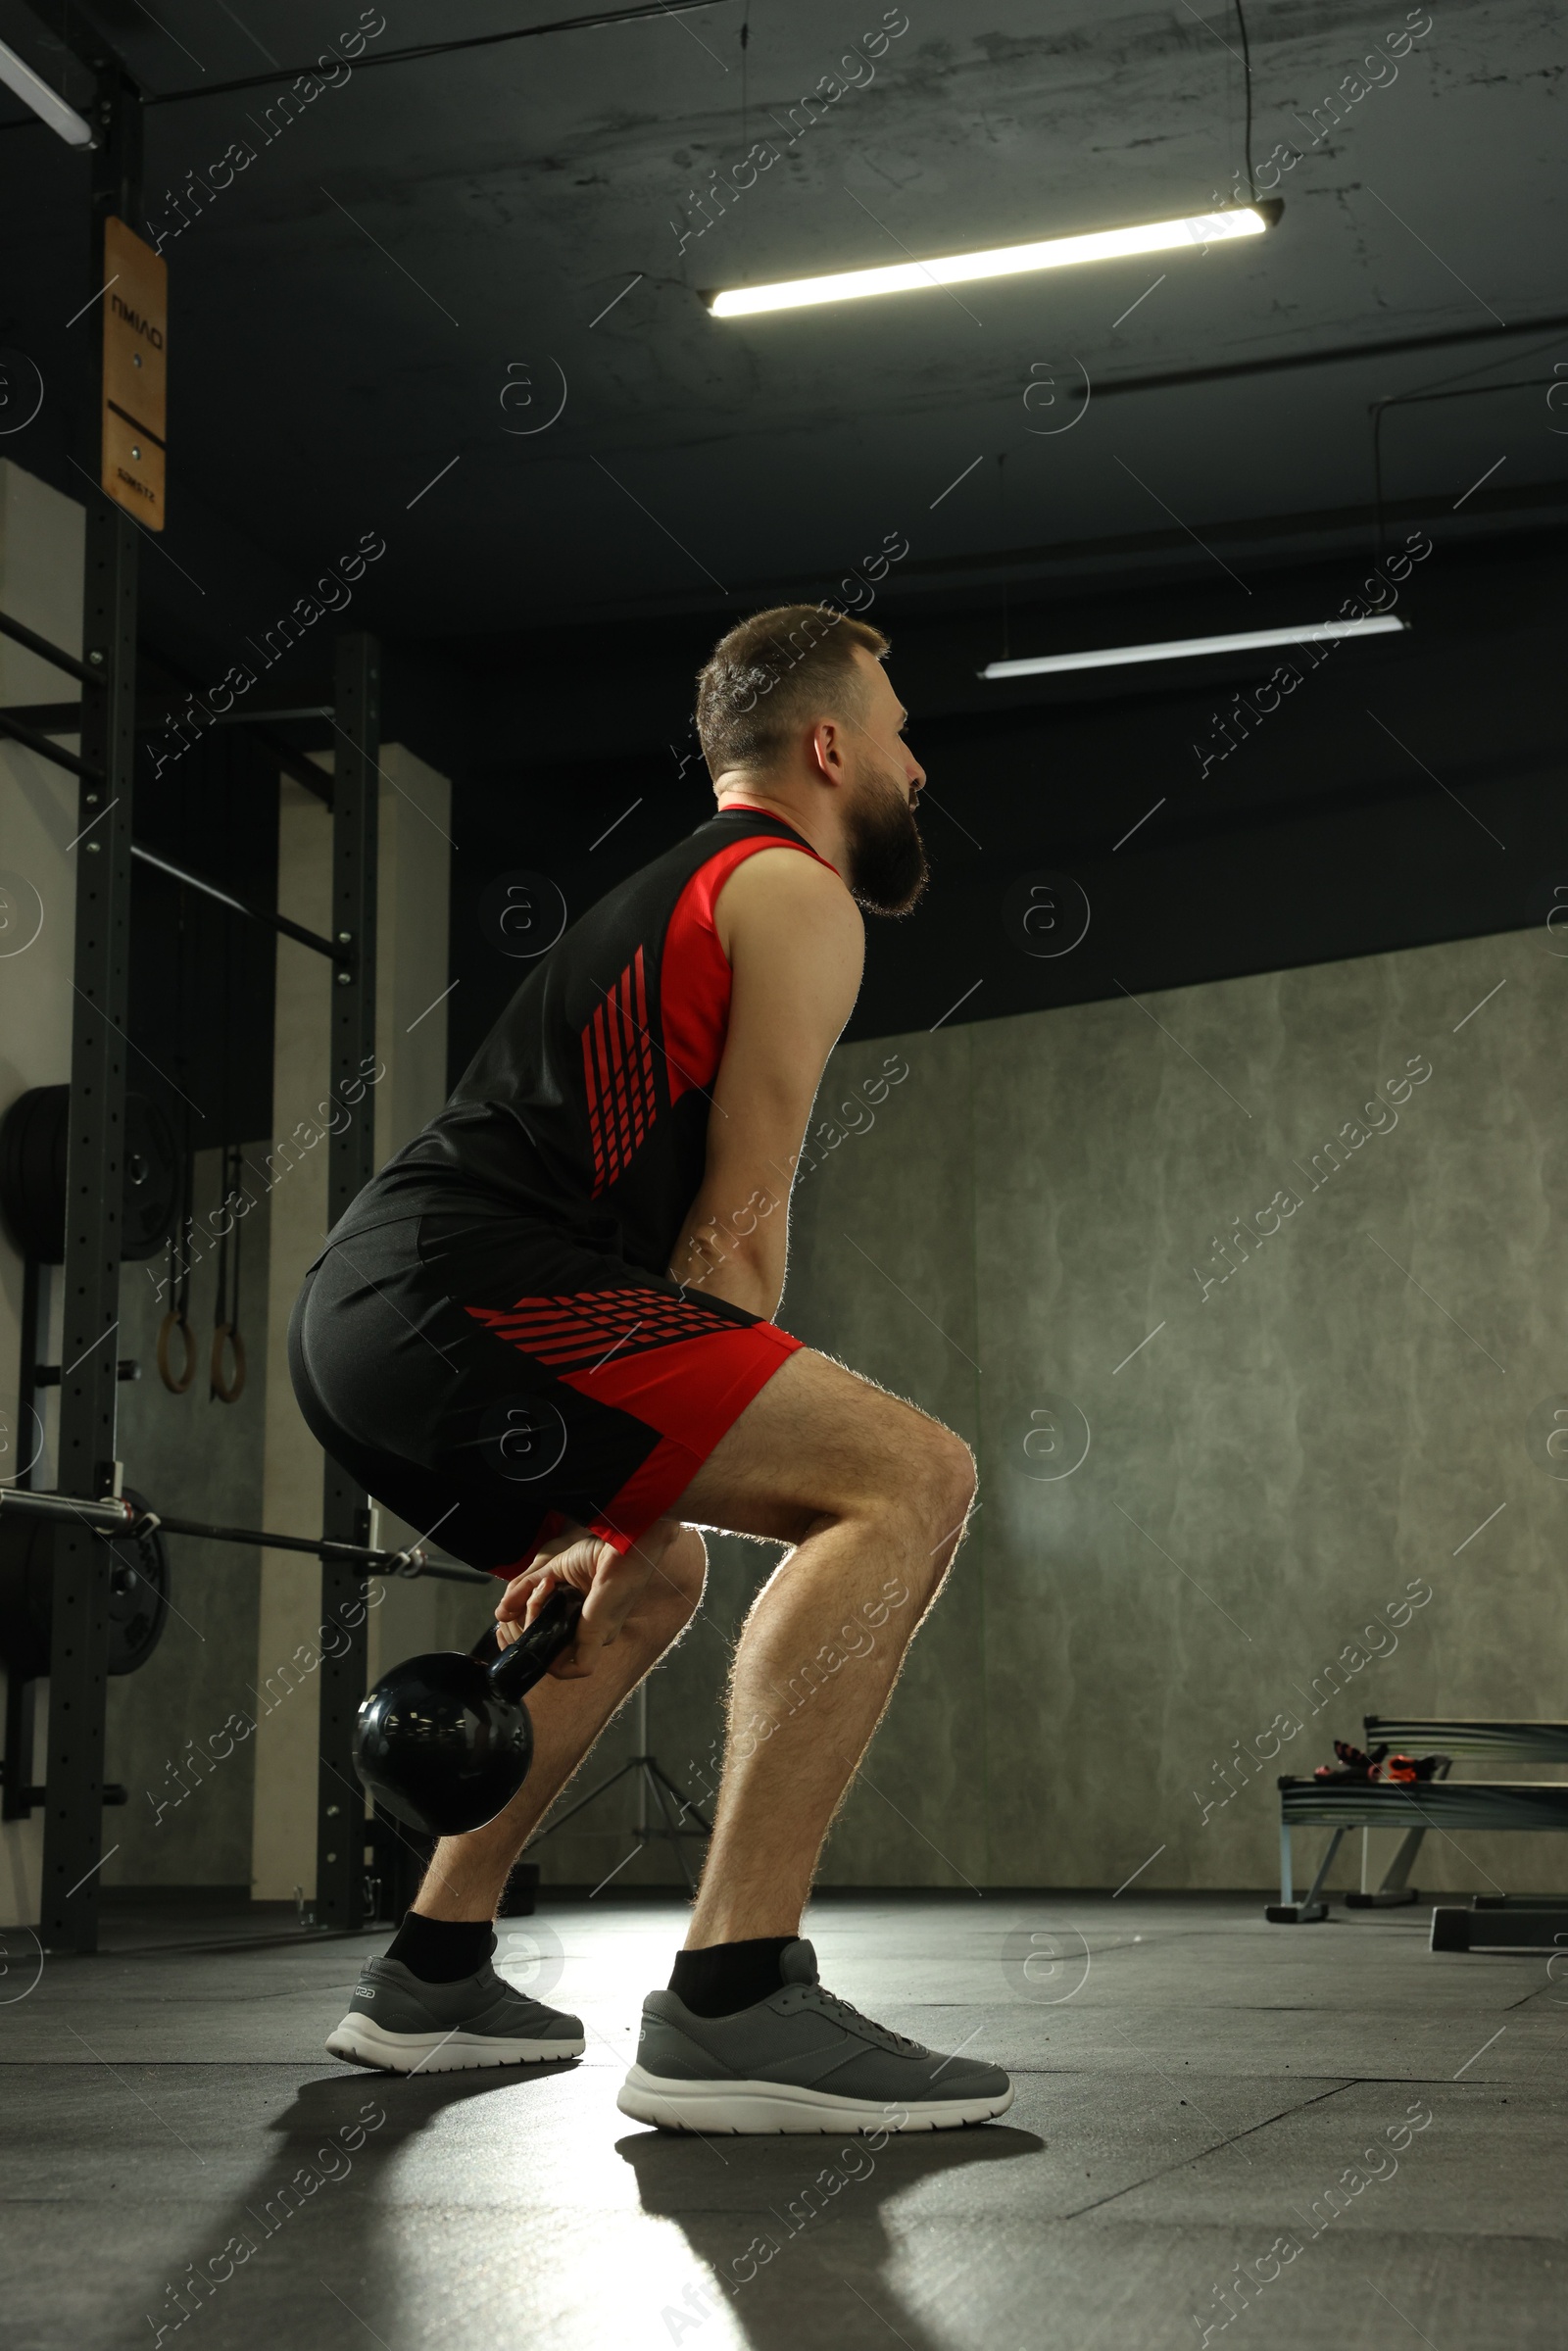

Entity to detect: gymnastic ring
[210,1322,246,1404]
[157,1309,197,1395]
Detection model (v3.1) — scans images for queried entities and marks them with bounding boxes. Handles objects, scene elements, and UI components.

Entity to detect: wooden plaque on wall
[100,217,167,529]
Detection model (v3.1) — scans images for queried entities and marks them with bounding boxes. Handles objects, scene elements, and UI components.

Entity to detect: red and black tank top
[321,807,835,1276]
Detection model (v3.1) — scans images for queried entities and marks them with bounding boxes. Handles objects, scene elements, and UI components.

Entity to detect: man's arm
[667,847,863,1318]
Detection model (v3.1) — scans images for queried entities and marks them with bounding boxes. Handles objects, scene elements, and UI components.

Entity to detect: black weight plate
[122,1095,179,1261]
[0,1086,179,1264]
[0,1510,50,1678]
[106,1490,170,1675]
[0,1487,170,1679]
[0,1085,66,1263]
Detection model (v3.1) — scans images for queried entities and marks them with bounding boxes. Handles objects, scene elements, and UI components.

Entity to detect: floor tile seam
[1004,2067,1494,2084]
[869,1984,1541,1998]
[883,2012,1533,2031]
[1045,2081,1362,2224]
[0,1984,385,2008]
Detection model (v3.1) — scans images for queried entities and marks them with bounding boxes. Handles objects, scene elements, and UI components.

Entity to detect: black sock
[386,1912,496,1984]
[669,1936,795,2018]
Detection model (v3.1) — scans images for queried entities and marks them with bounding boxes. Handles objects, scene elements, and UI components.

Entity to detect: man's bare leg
[668,1347,977,1948]
[413,1521,708,1922]
[612,1350,1012,2134]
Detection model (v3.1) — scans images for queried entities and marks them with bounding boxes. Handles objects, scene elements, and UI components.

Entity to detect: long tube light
[981,616,1409,680]
[710,204,1277,318]
[0,35,94,147]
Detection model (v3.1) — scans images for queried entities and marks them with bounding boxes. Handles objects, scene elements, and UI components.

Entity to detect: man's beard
[843,763,929,916]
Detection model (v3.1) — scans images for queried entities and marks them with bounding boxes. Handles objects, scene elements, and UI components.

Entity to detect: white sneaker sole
[326,2014,585,2074]
[615,2063,1014,2134]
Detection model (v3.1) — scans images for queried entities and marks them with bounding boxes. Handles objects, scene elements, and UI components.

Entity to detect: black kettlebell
[354,1587,585,1837]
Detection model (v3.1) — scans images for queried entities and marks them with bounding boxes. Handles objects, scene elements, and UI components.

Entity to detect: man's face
[836,647,929,917]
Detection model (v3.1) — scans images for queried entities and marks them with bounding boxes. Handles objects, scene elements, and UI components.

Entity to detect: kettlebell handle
[482,1586,584,1699]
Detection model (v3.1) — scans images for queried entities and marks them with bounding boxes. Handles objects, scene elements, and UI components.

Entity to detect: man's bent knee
[851,1409,975,1569]
[912,1426,976,1570]
[881,1408,972,1512]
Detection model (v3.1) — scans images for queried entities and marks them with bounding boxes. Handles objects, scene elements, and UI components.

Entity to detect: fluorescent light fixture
[0,35,93,148]
[981,616,1409,680]
[710,204,1276,318]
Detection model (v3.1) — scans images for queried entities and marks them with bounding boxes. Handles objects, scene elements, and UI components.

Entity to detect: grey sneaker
[326,1954,585,2074]
[616,1938,1013,2133]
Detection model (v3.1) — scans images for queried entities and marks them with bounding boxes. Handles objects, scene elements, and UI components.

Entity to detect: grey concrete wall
[530,1632,710,1893]
[757,920,1566,1897]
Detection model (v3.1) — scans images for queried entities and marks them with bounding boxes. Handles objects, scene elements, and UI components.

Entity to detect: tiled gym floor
[2,1891,1562,2350]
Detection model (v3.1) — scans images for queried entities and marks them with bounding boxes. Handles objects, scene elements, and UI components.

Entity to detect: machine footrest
[1432,1904,1568,1953]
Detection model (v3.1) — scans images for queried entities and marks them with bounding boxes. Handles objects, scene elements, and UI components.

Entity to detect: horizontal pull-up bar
[0,1486,491,1584]
[1,709,333,809]
[209,704,334,729]
[130,842,338,959]
[4,699,335,733]
[1,714,331,819]
[0,703,88,731]
[0,765,338,951]
[0,708,103,782]
[0,608,99,689]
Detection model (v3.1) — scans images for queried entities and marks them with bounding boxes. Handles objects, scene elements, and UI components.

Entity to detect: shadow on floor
[619,2121,1046,2349]
[143,2069,1040,2347]
[141,2064,582,2340]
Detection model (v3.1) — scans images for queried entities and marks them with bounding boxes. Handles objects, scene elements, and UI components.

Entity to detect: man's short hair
[695,605,890,779]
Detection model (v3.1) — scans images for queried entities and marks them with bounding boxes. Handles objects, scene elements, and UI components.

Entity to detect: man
[290,605,1011,2132]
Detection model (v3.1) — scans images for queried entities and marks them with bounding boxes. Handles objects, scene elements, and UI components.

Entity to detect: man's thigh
[668,1347,937,1546]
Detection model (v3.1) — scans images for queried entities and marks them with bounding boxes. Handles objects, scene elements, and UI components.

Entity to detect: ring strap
[156,1309,196,1396]
[210,1321,246,1404]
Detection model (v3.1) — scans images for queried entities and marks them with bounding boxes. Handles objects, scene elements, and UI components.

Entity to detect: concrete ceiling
[3,0,1562,1102]
[2,0,1565,651]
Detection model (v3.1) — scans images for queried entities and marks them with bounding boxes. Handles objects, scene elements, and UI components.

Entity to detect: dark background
[0,0,1562,1148]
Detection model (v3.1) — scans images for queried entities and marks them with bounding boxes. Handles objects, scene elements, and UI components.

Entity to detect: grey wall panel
[768,921,1566,1894]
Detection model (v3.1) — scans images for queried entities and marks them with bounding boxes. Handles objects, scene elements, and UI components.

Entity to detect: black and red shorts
[286,1205,801,1579]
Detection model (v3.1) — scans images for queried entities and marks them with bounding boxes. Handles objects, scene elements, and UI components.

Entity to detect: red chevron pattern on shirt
[581,947,658,1197]
[465,1285,745,1375]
